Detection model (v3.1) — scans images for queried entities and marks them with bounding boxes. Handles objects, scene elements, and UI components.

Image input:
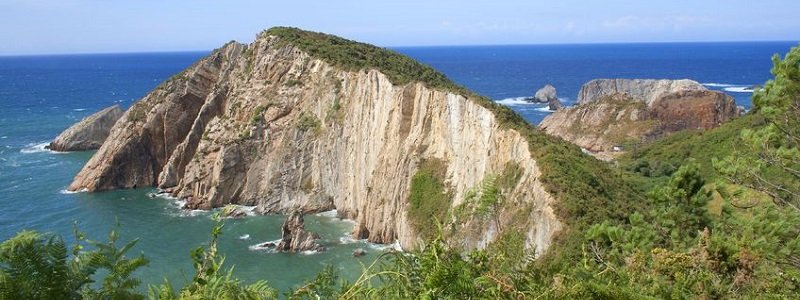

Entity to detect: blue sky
[1,0,799,55]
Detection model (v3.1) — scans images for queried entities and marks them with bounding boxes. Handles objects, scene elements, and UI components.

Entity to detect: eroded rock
[276,211,324,252]
[48,105,124,151]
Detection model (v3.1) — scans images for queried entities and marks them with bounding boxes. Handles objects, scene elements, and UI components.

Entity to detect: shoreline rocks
[47,105,124,151]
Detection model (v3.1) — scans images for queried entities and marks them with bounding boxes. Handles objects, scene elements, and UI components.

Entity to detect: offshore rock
[276,211,323,252]
[47,105,124,151]
[532,84,557,103]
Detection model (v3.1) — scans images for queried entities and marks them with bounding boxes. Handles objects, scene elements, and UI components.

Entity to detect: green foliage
[716,44,800,210]
[80,225,149,300]
[249,105,266,125]
[619,113,764,180]
[408,159,452,240]
[265,27,465,93]
[285,79,304,87]
[0,231,89,300]
[0,225,149,300]
[295,111,320,133]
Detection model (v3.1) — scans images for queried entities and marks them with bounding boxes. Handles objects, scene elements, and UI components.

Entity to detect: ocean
[0,41,795,291]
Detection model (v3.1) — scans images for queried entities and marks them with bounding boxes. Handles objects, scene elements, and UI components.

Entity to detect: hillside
[67,27,642,254]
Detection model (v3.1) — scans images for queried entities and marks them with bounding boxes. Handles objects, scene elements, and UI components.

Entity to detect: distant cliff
[68,27,634,253]
[48,105,124,151]
[541,79,740,159]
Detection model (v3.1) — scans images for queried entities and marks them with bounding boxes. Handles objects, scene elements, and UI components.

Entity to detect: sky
[1,0,799,55]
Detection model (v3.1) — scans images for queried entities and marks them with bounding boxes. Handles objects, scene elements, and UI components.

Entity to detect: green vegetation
[285,79,304,87]
[250,105,267,125]
[408,158,452,240]
[295,111,320,133]
[265,27,466,92]
[619,113,765,179]
[0,225,147,299]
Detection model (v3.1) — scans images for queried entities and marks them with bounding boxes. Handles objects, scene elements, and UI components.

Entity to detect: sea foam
[19,142,52,154]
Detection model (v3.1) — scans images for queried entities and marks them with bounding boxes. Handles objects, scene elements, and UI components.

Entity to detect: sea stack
[276,211,324,252]
[47,105,124,151]
[532,84,558,103]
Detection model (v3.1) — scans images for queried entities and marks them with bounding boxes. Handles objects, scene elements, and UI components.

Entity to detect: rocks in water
[352,248,367,257]
[548,97,563,111]
[220,204,249,219]
[531,84,557,103]
[276,211,324,252]
[47,105,124,151]
[540,79,739,160]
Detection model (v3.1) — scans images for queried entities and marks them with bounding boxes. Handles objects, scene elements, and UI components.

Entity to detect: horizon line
[1,39,797,58]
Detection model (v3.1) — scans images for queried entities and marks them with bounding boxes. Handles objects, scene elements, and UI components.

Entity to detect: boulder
[533,84,557,103]
[47,105,124,151]
[276,211,324,252]
[220,205,249,219]
[352,248,367,257]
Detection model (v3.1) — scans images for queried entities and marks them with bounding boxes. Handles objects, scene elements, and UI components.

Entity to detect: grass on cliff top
[266,26,647,256]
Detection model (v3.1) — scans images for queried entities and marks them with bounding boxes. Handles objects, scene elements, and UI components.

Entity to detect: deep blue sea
[0,41,795,291]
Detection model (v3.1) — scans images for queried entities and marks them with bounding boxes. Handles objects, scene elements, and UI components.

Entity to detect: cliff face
[48,105,124,151]
[577,79,706,105]
[541,79,739,158]
[68,29,562,253]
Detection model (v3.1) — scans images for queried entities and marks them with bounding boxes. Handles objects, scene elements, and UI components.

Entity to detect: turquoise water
[0,42,796,291]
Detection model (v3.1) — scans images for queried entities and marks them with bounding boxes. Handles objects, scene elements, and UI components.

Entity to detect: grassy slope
[618,113,766,180]
[264,27,647,258]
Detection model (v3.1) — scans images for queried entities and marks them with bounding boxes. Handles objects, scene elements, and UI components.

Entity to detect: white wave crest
[315,209,339,218]
[72,108,87,111]
[723,86,755,93]
[20,142,52,154]
[239,234,251,240]
[702,83,737,87]
[59,188,86,194]
[248,239,282,252]
[495,97,534,106]
[368,240,403,252]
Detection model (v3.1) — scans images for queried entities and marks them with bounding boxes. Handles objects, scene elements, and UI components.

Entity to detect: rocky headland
[47,105,124,151]
[540,79,740,159]
[65,27,633,254]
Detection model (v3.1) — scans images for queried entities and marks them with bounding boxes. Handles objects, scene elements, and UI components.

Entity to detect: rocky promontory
[65,27,632,254]
[47,105,124,151]
[540,79,739,159]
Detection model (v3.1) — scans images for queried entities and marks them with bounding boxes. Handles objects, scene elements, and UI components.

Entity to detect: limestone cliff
[577,79,705,105]
[541,79,739,159]
[68,28,584,253]
[47,105,124,151]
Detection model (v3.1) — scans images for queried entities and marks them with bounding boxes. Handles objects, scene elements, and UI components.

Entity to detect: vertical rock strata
[69,29,561,253]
